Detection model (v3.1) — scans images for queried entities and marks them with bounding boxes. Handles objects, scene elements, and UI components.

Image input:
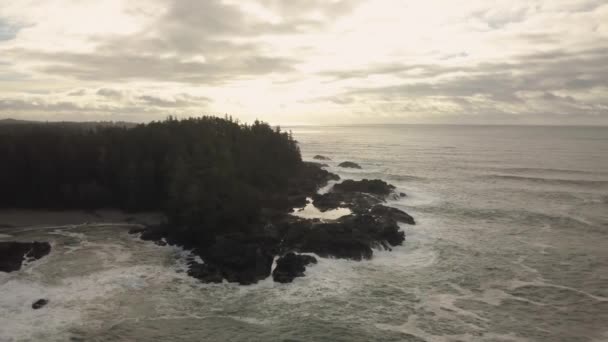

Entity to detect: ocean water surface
[1,125,607,341]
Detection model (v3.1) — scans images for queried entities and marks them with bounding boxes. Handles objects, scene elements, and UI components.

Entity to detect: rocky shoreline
[0,160,415,286]
[132,160,416,284]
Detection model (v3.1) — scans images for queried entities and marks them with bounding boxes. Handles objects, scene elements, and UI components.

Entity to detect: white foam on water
[230,254,360,305]
[376,314,532,342]
[49,229,87,240]
[446,281,547,308]
[0,264,176,342]
[0,233,13,239]
[370,246,438,270]
[506,279,608,302]
[228,316,272,326]
[374,314,462,342]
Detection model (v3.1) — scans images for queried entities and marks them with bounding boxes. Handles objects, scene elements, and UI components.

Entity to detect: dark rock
[338,161,362,169]
[333,179,395,196]
[0,241,51,272]
[203,236,275,285]
[187,262,223,283]
[127,227,146,235]
[311,192,345,211]
[132,161,413,285]
[272,252,317,283]
[400,192,407,197]
[313,155,331,161]
[312,192,382,213]
[287,162,340,197]
[288,224,373,260]
[139,224,168,241]
[282,213,405,260]
[371,205,415,225]
[32,299,48,309]
[339,214,405,248]
[287,195,308,209]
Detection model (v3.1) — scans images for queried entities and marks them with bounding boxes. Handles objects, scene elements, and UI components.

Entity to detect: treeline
[0,116,302,236]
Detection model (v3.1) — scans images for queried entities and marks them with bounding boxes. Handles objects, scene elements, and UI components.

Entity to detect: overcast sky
[1,0,607,124]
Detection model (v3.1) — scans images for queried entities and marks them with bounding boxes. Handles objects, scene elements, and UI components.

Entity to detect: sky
[0,0,607,125]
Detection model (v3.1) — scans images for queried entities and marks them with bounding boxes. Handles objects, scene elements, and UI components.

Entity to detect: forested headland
[0,116,302,228]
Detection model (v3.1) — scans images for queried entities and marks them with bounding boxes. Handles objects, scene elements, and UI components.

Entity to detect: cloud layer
[0,0,607,124]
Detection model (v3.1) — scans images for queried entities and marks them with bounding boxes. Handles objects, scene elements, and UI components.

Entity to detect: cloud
[0,0,607,124]
[316,47,608,120]
[67,89,86,96]
[96,88,123,98]
[2,0,365,86]
[137,94,210,108]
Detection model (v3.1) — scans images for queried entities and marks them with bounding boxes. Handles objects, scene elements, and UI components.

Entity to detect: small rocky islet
[133,161,415,284]
[338,161,362,169]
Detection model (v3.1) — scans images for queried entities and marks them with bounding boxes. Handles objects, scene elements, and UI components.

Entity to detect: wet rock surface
[0,241,51,272]
[272,252,318,283]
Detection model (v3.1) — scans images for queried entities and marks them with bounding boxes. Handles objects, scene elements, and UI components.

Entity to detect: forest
[0,116,303,240]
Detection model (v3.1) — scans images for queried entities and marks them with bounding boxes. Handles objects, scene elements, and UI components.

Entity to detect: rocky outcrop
[134,162,415,285]
[272,252,317,283]
[0,241,51,272]
[202,236,275,285]
[32,299,48,310]
[371,205,415,225]
[282,213,404,260]
[313,155,331,161]
[338,161,362,169]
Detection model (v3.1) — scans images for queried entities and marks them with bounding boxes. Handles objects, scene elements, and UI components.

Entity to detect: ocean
[1,125,607,341]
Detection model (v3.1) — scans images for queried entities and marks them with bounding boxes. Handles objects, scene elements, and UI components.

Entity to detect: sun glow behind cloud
[0,0,607,124]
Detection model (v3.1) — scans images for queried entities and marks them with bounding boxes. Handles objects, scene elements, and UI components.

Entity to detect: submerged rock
[338,161,362,169]
[313,155,331,161]
[272,252,317,283]
[32,299,48,309]
[0,241,51,272]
